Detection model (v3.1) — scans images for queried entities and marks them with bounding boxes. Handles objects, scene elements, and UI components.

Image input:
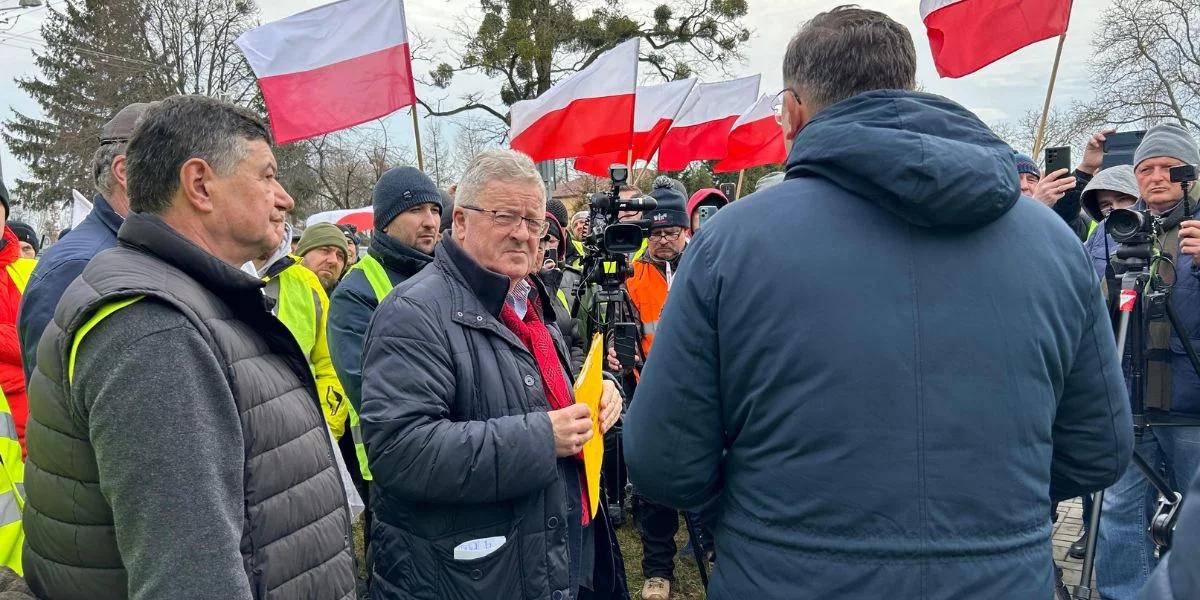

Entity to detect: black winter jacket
[328,232,432,412]
[360,238,623,600]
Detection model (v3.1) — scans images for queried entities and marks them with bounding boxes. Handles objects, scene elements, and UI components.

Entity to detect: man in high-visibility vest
[244,222,349,439]
[327,166,440,581]
[0,182,35,455]
[0,387,25,575]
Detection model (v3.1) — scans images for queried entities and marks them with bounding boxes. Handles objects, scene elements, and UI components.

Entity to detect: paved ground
[1054,496,1100,599]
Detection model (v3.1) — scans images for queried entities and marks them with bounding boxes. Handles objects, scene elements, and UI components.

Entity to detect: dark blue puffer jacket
[624,90,1134,600]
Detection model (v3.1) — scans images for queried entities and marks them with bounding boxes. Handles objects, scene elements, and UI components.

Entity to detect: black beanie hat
[439,189,454,233]
[7,221,37,253]
[373,167,442,233]
[547,197,569,231]
[645,179,689,230]
[544,212,566,261]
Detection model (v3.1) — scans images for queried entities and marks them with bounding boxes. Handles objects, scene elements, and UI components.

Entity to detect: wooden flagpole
[411,104,425,171]
[735,169,746,200]
[1031,33,1067,160]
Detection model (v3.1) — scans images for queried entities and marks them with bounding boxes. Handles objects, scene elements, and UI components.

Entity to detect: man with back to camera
[623,7,1133,598]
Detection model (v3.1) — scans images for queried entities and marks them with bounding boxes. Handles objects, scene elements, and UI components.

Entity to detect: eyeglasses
[648,229,683,241]
[459,205,550,236]
[772,88,801,125]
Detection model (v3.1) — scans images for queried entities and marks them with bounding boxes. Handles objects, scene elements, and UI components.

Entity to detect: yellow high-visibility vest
[6,258,35,294]
[344,254,395,481]
[264,259,348,439]
[0,387,23,575]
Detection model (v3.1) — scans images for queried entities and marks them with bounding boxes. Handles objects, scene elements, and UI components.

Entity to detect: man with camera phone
[1090,123,1200,599]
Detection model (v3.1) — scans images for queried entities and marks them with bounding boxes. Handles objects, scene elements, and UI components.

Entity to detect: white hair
[455,149,545,210]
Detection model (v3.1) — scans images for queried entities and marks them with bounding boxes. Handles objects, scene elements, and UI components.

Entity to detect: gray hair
[455,149,545,210]
[125,94,272,214]
[783,5,916,113]
[92,141,127,199]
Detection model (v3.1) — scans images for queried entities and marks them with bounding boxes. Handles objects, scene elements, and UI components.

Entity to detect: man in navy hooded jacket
[623,7,1133,599]
[17,102,154,378]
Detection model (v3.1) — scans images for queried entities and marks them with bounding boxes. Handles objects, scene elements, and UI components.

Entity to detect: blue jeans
[1096,427,1200,599]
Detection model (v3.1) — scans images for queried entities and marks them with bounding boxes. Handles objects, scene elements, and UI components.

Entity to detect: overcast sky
[0,0,1104,191]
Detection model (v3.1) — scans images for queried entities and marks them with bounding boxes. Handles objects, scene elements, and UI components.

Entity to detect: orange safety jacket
[625,259,671,360]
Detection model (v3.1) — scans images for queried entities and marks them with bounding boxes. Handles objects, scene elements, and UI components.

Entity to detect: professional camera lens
[1108,208,1150,244]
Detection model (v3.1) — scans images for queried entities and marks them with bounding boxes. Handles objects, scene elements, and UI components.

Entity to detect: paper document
[453,536,506,561]
[574,334,605,518]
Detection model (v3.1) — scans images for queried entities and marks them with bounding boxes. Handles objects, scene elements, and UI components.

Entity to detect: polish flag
[923,0,1072,78]
[656,75,760,172]
[509,39,639,162]
[714,94,787,173]
[236,0,417,144]
[573,79,698,178]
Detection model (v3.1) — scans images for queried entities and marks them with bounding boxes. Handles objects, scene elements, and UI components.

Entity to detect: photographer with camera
[1090,123,1200,600]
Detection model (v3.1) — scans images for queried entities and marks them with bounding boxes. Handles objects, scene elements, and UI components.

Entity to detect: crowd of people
[0,5,1195,600]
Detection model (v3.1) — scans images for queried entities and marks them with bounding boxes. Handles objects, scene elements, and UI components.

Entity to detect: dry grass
[614,514,708,600]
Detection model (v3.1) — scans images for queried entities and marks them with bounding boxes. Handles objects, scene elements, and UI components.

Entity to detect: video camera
[1106,164,1198,276]
[581,165,657,289]
[572,165,657,372]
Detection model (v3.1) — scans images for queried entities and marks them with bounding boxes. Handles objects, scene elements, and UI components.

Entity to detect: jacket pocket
[434,523,524,600]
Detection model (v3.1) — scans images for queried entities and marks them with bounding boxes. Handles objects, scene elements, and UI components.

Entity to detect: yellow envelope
[574,334,605,518]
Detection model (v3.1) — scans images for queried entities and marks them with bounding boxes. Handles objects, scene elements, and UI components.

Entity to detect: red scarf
[499,295,590,525]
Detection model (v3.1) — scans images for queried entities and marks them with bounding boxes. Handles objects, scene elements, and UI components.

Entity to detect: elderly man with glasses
[359,149,629,600]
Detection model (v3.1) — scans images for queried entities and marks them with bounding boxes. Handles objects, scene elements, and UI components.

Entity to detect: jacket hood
[1081,165,1140,222]
[787,90,1019,230]
[686,188,729,217]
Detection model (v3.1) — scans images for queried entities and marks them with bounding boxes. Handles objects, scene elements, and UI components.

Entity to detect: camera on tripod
[587,165,657,255]
[1106,164,1199,276]
[572,165,658,374]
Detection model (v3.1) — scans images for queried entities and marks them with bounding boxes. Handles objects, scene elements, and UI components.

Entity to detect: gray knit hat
[1134,123,1200,168]
[1081,165,1140,222]
[372,167,441,233]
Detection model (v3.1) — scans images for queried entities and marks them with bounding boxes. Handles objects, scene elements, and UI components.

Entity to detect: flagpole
[735,169,746,200]
[411,104,425,171]
[1031,33,1067,160]
[625,149,636,188]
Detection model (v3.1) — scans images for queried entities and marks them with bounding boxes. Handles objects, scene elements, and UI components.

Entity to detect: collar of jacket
[117,213,266,300]
[262,254,299,280]
[437,237,557,322]
[369,230,434,277]
[92,194,125,236]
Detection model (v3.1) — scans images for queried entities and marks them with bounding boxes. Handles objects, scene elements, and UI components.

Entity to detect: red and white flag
[713,94,786,173]
[923,0,1072,78]
[236,0,417,144]
[656,75,760,172]
[509,39,639,162]
[573,78,697,178]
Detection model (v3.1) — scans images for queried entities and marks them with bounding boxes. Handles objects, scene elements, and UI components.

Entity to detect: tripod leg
[681,510,710,589]
[1074,489,1104,600]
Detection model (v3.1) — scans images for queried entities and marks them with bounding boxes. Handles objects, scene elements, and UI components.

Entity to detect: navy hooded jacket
[18,194,123,378]
[623,91,1133,599]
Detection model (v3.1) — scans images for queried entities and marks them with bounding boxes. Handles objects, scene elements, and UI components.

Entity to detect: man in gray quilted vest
[21,95,357,600]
